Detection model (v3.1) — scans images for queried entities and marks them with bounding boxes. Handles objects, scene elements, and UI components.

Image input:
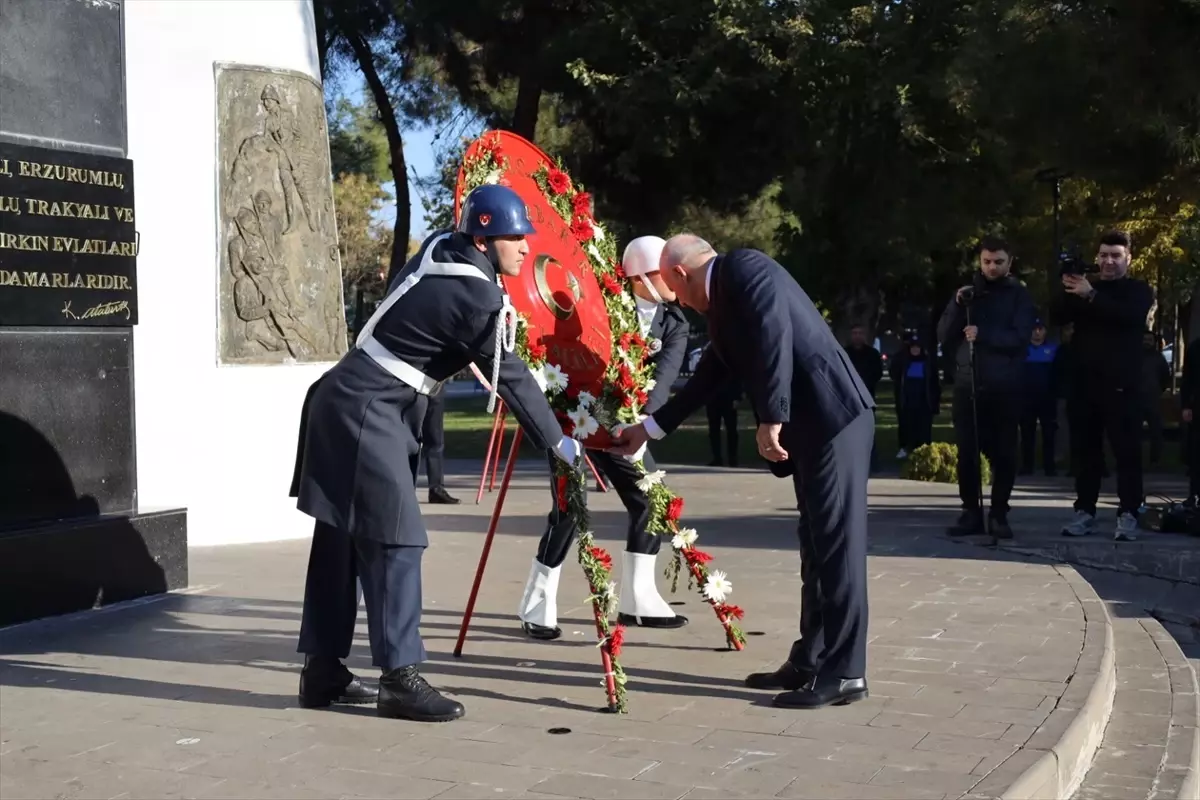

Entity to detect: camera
[1058,251,1099,278]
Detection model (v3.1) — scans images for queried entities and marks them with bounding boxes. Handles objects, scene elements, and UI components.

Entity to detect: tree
[334,172,394,296]
[327,95,390,181]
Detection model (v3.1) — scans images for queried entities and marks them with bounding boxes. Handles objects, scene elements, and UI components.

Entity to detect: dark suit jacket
[644,302,690,415]
[651,249,875,454]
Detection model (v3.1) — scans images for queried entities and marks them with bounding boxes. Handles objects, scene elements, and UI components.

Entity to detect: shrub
[900,442,991,485]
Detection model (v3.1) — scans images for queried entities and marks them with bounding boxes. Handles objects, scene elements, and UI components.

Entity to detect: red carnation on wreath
[529,342,547,361]
[547,168,571,194]
[684,548,713,565]
[570,216,595,242]
[571,192,593,217]
[601,274,622,294]
[609,624,626,658]
[589,546,613,572]
[666,496,685,522]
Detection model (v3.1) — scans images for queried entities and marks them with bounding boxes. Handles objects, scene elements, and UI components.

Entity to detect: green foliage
[327,96,390,183]
[901,442,992,486]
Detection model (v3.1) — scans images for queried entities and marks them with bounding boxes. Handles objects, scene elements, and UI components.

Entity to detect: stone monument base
[0,508,188,628]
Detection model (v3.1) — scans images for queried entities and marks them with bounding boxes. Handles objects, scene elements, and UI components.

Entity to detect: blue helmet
[457,185,536,238]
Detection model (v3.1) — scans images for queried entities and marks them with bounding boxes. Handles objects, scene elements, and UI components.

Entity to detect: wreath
[461,133,747,713]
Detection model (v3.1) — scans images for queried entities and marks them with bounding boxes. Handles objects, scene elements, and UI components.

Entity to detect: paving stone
[0,470,1120,800]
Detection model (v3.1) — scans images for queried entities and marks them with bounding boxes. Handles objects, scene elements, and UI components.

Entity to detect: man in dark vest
[289,185,580,723]
[612,234,876,711]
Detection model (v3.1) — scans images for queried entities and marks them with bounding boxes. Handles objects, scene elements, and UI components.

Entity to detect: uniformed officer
[289,185,581,723]
[517,236,691,640]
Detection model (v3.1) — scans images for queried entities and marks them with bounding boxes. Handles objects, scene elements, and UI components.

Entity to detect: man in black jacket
[937,236,1036,539]
[1052,230,1155,541]
[845,324,883,471]
[613,234,876,711]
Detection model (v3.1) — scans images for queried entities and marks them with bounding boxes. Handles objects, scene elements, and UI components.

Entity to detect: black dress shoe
[617,612,689,629]
[298,656,379,708]
[773,676,868,709]
[378,665,465,722]
[744,661,814,691]
[989,514,1013,540]
[522,621,562,641]
[429,487,460,504]
[947,509,984,537]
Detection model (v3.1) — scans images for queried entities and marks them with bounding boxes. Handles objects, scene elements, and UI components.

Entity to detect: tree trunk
[344,29,411,271]
[314,0,330,78]
[512,67,543,140]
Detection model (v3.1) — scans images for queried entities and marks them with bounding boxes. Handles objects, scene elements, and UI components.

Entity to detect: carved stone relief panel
[215,63,347,364]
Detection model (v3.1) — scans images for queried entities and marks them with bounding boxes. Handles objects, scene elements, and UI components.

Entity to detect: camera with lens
[1058,250,1099,278]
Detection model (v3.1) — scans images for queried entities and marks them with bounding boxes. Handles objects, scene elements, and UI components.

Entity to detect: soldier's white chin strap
[640,275,665,304]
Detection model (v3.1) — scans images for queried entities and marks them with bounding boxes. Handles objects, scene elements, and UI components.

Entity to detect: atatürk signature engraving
[61,300,131,321]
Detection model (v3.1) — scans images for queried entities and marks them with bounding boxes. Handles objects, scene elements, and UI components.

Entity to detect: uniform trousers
[537,450,661,568]
[785,410,873,680]
[297,521,426,671]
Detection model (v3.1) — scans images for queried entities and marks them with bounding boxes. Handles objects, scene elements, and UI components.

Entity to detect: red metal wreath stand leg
[454,433,619,709]
[475,401,506,504]
[583,455,608,493]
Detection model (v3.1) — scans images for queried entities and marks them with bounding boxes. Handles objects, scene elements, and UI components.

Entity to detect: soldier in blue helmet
[288,184,582,723]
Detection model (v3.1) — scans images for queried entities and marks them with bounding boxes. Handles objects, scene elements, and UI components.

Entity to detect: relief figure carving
[216,65,347,364]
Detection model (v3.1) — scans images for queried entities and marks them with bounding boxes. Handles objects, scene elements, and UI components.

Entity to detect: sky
[327,71,443,241]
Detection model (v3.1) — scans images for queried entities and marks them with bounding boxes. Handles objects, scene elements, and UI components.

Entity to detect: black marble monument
[0,0,187,628]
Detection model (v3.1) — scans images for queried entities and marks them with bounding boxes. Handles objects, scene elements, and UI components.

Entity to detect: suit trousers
[297,521,427,671]
[707,399,738,464]
[421,391,447,490]
[1073,385,1144,516]
[537,450,661,569]
[785,410,873,679]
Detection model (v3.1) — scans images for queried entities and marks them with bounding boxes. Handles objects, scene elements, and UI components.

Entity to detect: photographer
[937,236,1036,539]
[1052,231,1154,541]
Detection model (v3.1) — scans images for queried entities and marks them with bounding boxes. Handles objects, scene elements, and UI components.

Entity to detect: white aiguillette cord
[489,283,518,414]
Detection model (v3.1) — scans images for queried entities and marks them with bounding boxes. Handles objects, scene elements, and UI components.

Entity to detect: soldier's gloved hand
[553,435,583,467]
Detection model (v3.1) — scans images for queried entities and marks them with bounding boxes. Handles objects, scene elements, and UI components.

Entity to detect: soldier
[289,185,581,723]
[518,236,691,640]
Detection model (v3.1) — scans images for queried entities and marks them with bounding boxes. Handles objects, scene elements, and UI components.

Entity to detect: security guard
[518,236,691,639]
[289,185,581,723]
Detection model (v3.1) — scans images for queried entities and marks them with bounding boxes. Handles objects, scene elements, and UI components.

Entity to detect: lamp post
[1035,167,1073,264]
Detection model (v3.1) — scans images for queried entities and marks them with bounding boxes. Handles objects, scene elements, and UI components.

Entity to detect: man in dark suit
[612,234,876,710]
[290,185,581,723]
[519,236,692,639]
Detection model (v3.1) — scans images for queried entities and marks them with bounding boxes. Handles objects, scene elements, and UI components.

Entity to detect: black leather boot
[298,656,379,708]
[521,621,562,640]
[429,487,460,504]
[377,666,465,722]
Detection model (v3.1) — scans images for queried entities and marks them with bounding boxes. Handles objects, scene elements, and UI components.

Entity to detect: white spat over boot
[617,551,688,629]
[517,558,562,640]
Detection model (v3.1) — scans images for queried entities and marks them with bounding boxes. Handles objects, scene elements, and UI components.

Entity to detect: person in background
[888,331,940,458]
[707,370,742,467]
[1140,330,1171,466]
[845,324,883,471]
[1180,340,1200,504]
[420,385,459,504]
[1019,319,1058,476]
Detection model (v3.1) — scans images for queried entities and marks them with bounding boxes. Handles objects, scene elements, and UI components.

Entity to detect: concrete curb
[998,566,1116,800]
[1143,619,1200,800]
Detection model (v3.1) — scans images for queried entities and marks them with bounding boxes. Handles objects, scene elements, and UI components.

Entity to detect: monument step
[1071,615,1199,800]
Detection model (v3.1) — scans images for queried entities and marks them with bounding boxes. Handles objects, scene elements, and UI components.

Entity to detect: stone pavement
[0,465,1167,800]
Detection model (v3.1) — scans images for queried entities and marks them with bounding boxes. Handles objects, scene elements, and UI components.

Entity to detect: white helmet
[622,236,667,278]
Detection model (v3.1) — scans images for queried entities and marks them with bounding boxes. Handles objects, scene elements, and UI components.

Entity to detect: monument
[0,0,345,626]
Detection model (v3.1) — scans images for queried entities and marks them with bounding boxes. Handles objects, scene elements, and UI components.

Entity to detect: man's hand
[1184,409,1193,423]
[964,325,978,342]
[756,423,789,462]
[610,423,650,456]
[1063,274,1094,297]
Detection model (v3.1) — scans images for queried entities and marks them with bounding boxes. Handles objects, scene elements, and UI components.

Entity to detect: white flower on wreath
[529,365,549,393]
[644,378,657,392]
[672,528,698,549]
[576,390,596,409]
[543,363,568,393]
[593,224,606,242]
[587,242,604,265]
[483,170,502,185]
[703,570,732,604]
[567,406,600,439]
[635,470,666,492]
[619,292,635,309]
